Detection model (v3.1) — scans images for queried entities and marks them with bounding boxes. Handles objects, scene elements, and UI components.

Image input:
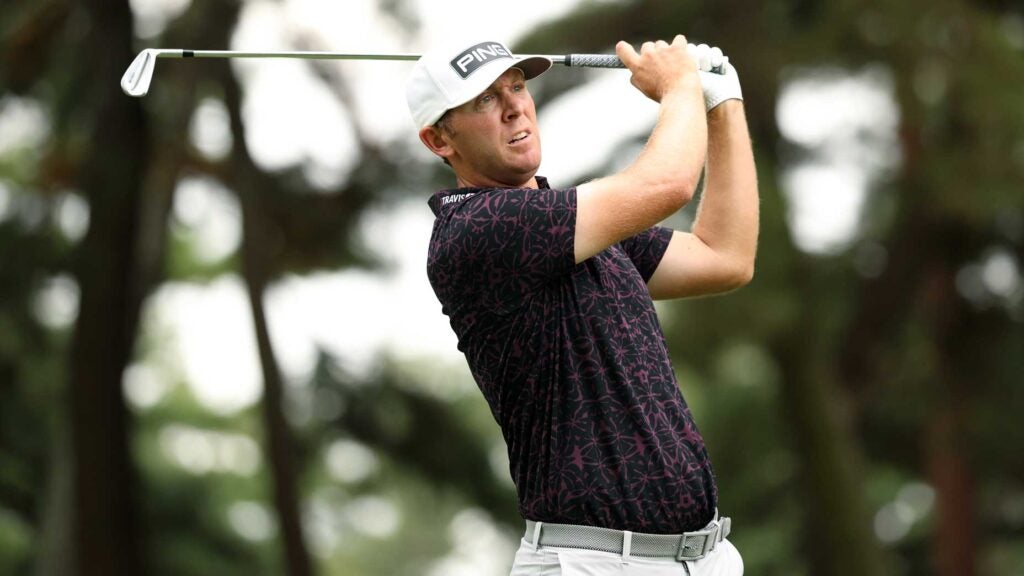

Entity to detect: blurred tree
[64,0,149,573]
[1,0,1022,575]
[1,0,403,573]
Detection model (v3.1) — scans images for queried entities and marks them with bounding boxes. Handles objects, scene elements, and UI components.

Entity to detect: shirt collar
[428,176,550,216]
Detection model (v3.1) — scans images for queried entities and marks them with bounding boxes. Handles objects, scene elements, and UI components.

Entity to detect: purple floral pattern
[426,177,717,533]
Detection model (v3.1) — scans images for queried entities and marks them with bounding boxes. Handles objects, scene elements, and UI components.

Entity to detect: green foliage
[0,507,31,575]
[1,0,1022,574]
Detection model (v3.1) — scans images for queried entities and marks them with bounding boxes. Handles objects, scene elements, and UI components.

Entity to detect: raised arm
[647,58,759,300]
[573,36,708,264]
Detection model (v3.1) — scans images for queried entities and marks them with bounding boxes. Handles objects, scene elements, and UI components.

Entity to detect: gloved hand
[687,43,743,111]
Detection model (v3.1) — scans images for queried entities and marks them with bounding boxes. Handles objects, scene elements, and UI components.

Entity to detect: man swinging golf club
[407,34,757,575]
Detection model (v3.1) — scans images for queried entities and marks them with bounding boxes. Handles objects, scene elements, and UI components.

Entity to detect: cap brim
[513,55,553,80]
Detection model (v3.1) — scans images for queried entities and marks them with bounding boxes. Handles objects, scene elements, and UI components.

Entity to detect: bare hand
[616,35,699,103]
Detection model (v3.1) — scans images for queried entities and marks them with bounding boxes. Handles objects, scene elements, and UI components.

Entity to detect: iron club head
[121,49,164,97]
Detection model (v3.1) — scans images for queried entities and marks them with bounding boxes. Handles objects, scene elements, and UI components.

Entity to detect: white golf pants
[509,536,743,576]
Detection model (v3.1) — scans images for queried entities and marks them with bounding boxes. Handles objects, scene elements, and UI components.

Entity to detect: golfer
[406,34,757,575]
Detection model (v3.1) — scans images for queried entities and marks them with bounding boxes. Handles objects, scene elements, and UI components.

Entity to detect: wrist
[708,99,745,119]
[662,75,703,105]
[698,57,743,112]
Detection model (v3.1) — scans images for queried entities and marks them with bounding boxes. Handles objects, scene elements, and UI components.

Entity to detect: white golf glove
[687,43,743,111]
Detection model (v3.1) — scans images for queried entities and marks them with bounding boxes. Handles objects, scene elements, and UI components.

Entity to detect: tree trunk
[927,404,974,576]
[773,271,887,576]
[240,198,315,576]
[224,62,315,576]
[922,253,977,576]
[67,0,149,573]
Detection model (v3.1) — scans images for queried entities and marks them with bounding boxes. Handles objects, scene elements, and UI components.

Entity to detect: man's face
[438,68,542,188]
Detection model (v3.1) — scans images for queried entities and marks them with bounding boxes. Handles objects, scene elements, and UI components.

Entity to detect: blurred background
[1,0,1022,575]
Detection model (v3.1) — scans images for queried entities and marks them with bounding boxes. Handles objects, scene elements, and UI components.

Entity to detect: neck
[454,171,538,190]
[452,161,540,188]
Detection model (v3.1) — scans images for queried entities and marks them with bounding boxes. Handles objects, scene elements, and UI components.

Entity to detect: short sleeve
[438,186,577,311]
[617,226,674,283]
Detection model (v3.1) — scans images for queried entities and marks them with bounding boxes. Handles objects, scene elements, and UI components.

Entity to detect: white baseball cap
[405,39,552,129]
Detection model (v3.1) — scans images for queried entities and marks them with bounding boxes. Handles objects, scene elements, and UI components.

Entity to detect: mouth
[508,130,530,145]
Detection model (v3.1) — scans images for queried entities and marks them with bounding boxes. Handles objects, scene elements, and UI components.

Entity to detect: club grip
[566,53,728,75]
[566,54,624,68]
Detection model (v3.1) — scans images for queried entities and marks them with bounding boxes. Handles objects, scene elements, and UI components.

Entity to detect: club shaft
[123,48,725,97]
[162,49,726,72]
[159,49,590,67]
[179,50,424,61]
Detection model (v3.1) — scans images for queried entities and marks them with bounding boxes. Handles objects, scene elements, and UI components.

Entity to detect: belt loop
[621,530,632,559]
[531,521,544,549]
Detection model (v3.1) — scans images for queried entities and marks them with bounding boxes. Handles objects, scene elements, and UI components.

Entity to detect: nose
[502,101,521,122]
[502,91,528,122]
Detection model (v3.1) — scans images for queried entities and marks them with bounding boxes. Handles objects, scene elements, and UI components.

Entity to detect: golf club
[120,48,728,97]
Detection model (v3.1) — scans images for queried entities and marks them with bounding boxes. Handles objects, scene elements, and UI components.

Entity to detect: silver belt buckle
[675,522,719,562]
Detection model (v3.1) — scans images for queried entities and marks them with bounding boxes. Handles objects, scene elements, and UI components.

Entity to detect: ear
[418,125,455,163]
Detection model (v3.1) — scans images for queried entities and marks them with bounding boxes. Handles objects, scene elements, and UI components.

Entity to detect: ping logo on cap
[449,42,512,79]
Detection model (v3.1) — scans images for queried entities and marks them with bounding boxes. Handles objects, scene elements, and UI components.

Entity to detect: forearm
[625,81,709,199]
[691,101,759,276]
[574,37,709,263]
